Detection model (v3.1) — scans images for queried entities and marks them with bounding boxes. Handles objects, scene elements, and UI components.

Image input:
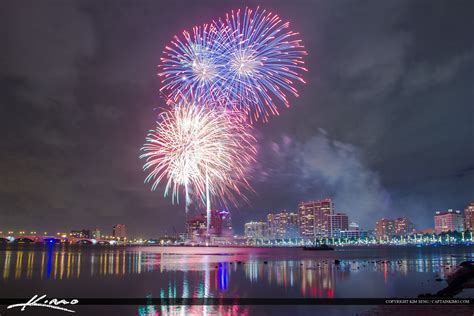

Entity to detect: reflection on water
[0,245,472,315]
[138,293,250,316]
[1,246,462,291]
[1,245,137,280]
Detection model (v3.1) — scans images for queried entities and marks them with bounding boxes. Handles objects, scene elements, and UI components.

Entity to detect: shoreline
[0,243,473,250]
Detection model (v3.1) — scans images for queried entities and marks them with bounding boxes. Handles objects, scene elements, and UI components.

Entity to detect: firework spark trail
[158,7,307,123]
[140,103,256,214]
[159,24,228,104]
[215,7,307,121]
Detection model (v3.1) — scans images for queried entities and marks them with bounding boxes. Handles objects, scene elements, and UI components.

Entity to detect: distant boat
[302,244,334,251]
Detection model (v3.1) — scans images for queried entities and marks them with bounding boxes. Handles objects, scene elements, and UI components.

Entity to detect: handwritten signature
[7,294,78,313]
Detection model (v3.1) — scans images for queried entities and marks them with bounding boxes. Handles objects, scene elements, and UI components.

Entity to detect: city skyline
[1,0,473,236]
[243,199,474,241]
[3,199,473,243]
[1,200,474,238]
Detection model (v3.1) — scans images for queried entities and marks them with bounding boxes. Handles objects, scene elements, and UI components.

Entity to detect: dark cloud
[252,131,391,227]
[0,0,472,236]
[1,1,95,108]
[402,53,473,94]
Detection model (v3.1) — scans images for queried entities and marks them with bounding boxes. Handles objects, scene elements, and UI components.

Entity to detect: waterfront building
[70,229,91,238]
[266,211,299,239]
[366,230,376,239]
[298,198,333,238]
[232,235,247,245]
[178,233,192,242]
[315,199,333,237]
[340,222,368,239]
[207,209,233,237]
[349,222,359,231]
[328,213,349,238]
[186,214,207,241]
[244,221,268,239]
[185,209,232,242]
[56,232,69,238]
[112,224,127,240]
[267,212,285,238]
[287,212,299,238]
[208,211,221,236]
[434,209,464,234]
[91,228,101,239]
[219,209,233,237]
[375,218,395,240]
[394,217,416,236]
[464,202,474,233]
[340,229,368,240]
[298,202,314,238]
[273,211,289,238]
[70,230,81,238]
[340,230,356,239]
[267,213,275,238]
[210,236,234,245]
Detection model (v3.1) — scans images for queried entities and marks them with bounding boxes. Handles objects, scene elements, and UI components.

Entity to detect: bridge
[0,235,118,245]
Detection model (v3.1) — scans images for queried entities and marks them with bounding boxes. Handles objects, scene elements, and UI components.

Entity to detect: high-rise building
[219,209,233,237]
[112,224,127,240]
[434,209,464,234]
[394,217,415,236]
[267,211,289,238]
[375,218,395,240]
[267,213,275,238]
[207,209,233,237]
[374,217,415,239]
[298,202,314,238]
[186,214,207,241]
[316,199,333,237]
[208,210,222,236]
[186,209,232,241]
[328,213,349,238]
[244,222,268,239]
[275,211,289,238]
[266,211,299,239]
[464,202,474,233]
[298,198,333,238]
[287,212,299,238]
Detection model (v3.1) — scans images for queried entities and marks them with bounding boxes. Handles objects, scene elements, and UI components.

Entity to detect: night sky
[1,0,473,237]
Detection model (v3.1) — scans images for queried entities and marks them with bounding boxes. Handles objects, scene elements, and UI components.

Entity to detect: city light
[1,202,472,248]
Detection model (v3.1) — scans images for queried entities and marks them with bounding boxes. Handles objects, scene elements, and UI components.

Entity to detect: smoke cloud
[259,130,392,229]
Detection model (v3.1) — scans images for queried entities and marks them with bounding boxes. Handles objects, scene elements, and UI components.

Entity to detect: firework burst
[216,7,308,121]
[159,24,227,104]
[140,102,256,212]
[158,7,307,122]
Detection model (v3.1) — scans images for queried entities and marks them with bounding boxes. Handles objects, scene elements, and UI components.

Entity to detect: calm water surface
[0,245,473,315]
